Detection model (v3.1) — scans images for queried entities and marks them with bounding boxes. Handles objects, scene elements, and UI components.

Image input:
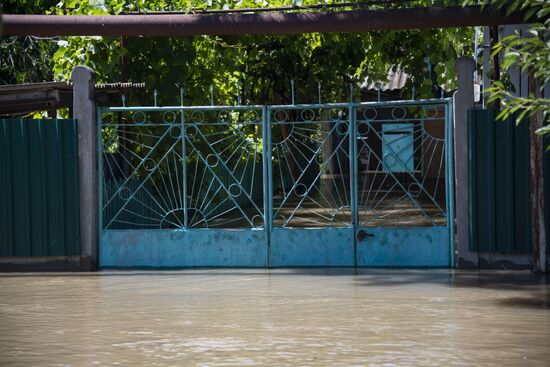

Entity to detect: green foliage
[46,0,474,105]
[0,0,59,84]
[0,1,475,102]
[466,0,550,135]
[0,36,56,84]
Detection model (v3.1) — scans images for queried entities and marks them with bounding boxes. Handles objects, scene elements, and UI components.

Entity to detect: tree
[474,0,549,131]
[47,0,474,105]
[0,0,59,84]
[0,1,475,102]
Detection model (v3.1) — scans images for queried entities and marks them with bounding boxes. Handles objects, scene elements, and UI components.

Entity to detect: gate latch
[356,229,374,241]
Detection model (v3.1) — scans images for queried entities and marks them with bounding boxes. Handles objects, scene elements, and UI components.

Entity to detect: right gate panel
[354,101,453,267]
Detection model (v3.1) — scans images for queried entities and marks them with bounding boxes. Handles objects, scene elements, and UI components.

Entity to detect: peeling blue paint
[270,228,355,267]
[356,227,450,267]
[100,226,449,268]
[100,229,267,268]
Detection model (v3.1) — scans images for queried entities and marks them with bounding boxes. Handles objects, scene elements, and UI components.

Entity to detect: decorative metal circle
[391,107,407,120]
[242,110,259,123]
[336,122,349,136]
[170,126,182,138]
[425,106,439,118]
[272,124,294,145]
[362,107,378,121]
[218,110,232,123]
[228,183,242,197]
[191,110,205,123]
[274,109,288,122]
[276,214,286,225]
[187,208,207,228]
[252,215,264,229]
[293,183,308,197]
[118,186,131,201]
[422,123,445,141]
[143,158,156,172]
[329,109,345,121]
[133,111,146,124]
[408,183,422,197]
[160,208,185,229]
[300,108,315,122]
[162,111,177,124]
[186,125,199,138]
[383,153,397,168]
[358,121,371,136]
[206,154,218,167]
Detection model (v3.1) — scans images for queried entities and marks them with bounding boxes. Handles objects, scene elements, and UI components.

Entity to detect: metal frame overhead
[1,6,524,37]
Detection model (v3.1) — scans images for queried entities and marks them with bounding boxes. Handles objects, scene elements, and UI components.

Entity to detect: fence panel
[468,109,531,253]
[0,119,80,257]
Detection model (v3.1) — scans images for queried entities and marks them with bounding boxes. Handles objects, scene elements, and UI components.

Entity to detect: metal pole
[0,7,525,37]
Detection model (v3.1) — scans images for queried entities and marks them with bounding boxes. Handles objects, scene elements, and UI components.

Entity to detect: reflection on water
[0,269,549,366]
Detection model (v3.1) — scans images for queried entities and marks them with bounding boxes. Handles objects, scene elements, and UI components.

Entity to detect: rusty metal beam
[0,6,525,37]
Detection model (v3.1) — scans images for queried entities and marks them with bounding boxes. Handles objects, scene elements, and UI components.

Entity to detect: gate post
[453,56,478,268]
[71,66,98,271]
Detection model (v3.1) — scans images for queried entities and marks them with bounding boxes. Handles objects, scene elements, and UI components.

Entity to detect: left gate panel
[99,107,266,267]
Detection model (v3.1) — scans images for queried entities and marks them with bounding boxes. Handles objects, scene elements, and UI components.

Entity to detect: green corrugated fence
[0,119,80,256]
[468,109,531,253]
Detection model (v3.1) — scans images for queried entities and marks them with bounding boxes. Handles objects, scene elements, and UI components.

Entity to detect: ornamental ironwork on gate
[98,94,454,268]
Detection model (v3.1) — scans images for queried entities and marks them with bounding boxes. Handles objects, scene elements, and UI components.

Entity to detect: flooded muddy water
[1,269,549,366]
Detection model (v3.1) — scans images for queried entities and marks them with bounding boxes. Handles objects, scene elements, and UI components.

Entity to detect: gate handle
[356,229,374,241]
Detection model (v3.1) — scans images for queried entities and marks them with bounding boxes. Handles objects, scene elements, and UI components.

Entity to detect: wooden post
[528,72,547,272]
[454,56,478,268]
[71,66,98,271]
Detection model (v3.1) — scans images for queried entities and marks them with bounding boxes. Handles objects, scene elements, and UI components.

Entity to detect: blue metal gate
[99,98,454,268]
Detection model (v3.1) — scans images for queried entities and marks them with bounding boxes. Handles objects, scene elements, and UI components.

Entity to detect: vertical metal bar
[181,108,188,228]
[97,108,104,238]
[349,102,358,267]
[267,108,274,231]
[444,102,450,264]
[445,100,456,268]
[261,106,271,267]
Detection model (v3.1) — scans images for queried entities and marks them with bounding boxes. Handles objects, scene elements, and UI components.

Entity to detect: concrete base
[0,256,96,272]
[459,252,531,270]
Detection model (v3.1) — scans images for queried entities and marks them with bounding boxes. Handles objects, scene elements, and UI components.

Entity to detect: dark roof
[0,81,145,116]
